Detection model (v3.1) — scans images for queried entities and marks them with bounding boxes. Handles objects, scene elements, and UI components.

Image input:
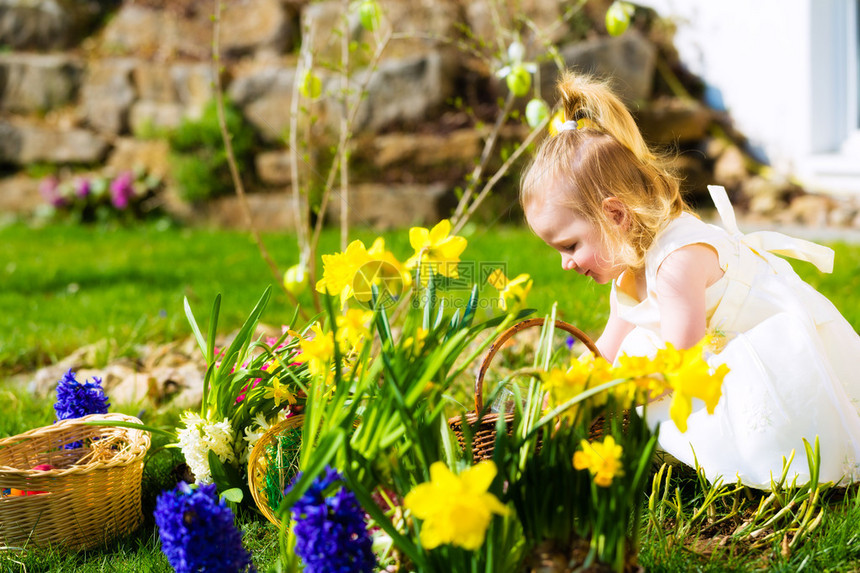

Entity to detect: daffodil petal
[403,483,439,518]
[434,235,467,259]
[461,461,497,494]
[409,227,430,250]
[428,219,452,244]
[487,268,508,289]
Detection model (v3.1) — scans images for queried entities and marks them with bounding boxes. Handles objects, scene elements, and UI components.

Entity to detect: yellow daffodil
[573,435,624,487]
[487,269,533,311]
[335,308,373,352]
[612,353,665,403]
[542,355,613,422]
[351,237,409,305]
[659,337,729,433]
[403,461,509,551]
[294,323,335,378]
[406,220,467,284]
[402,327,429,355]
[315,240,372,307]
[368,237,411,287]
[263,376,296,407]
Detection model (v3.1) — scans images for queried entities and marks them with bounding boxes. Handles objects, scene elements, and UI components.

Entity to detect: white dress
[615,186,860,489]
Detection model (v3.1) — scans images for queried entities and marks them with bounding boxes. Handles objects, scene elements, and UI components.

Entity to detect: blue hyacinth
[287,466,376,573]
[154,482,254,573]
[54,369,110,420]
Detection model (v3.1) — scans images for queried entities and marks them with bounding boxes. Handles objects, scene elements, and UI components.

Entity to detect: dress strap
[707,186,834,273]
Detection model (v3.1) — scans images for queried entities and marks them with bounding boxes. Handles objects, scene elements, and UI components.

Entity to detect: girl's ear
[602,197,629,229]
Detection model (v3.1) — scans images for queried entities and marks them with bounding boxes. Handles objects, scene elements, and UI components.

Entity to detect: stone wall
[2,0,857,230]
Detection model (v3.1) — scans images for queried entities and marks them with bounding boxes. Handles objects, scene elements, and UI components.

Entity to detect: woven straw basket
[0,413,150,551]
[448,318,605,462]
[247,415,305,526]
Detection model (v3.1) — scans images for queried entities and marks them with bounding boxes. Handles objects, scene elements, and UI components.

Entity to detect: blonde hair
[520,72,687,271]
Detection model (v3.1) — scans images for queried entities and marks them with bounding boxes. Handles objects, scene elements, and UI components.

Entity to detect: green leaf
[184,296,207,359]
[208,450,230,490]
[461,284,479,328]
[206,293,222,364]
[220,487,244,504]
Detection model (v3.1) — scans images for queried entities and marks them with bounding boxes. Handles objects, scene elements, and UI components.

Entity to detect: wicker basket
[247,415,305,526]
[0,413,150,551]
[448,318,605,462]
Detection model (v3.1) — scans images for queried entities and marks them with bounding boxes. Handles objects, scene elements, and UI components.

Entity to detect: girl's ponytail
[557,71,654,164]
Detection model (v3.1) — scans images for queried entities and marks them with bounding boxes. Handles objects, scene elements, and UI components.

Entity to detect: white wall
[638,0,860,195]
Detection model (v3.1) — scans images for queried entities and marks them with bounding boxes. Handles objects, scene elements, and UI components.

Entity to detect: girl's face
[525,194,627,285]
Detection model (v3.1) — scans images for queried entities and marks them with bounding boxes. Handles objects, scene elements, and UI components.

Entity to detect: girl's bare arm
[655,243,723,349]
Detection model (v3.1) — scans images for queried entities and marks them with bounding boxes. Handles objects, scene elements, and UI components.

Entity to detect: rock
[703,136,730,160]
[201,191,305,231]
[132,61,217,122]
[350,51,458,132]
[784,194,834,227]
[170,62,217,119]
[0,173,42,215]
[300,1,363,65]
[256,150,295,186]
[303,0,460,62]
[370,128,483,169]
[465,0,567,48]
[81,362,148,406]
[546,32,657,105]
[132,61,177,103]
[0,0,104,51]
[106,138,171,180]
[0,118,109,164]
[148,362,205,409]
[376,0,462,58]
[80,58,138,136]
[0,118,24,162]
[221,0,296,58]
[326,182,449,229]
[828,201,858,228]
[713,145,747,189]
[129,100,185,133]
[635,97,713,145]
[0,53,82,114]
[228,64,301,142]
[742,176,788,217]
[98,4,212,61]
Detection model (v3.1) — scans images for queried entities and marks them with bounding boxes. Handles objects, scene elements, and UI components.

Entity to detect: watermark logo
[353,259,405,309]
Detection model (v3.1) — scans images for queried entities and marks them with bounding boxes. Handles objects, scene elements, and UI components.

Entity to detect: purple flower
[110,171,135,210]
[565,336,576,350]
[154,482,254,573]
[54,369,110,421]
[75,178,91,198]
[287,467,376,573]
[39,176,65,207]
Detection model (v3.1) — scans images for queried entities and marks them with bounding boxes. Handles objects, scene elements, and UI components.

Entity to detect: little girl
[521,72,860,489]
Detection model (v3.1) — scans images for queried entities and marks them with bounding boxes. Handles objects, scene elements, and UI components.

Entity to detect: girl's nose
[561,252,576,272]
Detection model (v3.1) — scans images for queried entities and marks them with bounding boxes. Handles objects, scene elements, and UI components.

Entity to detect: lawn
[2,219,860,572]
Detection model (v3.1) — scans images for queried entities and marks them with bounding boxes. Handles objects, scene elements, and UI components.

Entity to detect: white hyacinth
[177,411,237,484]
[241,410,287,463]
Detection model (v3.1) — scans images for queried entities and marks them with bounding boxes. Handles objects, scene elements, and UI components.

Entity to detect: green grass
[2,220,859,572]
[0,221,611,379]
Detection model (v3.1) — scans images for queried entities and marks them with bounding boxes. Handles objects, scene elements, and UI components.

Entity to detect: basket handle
[474,318,602,412]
